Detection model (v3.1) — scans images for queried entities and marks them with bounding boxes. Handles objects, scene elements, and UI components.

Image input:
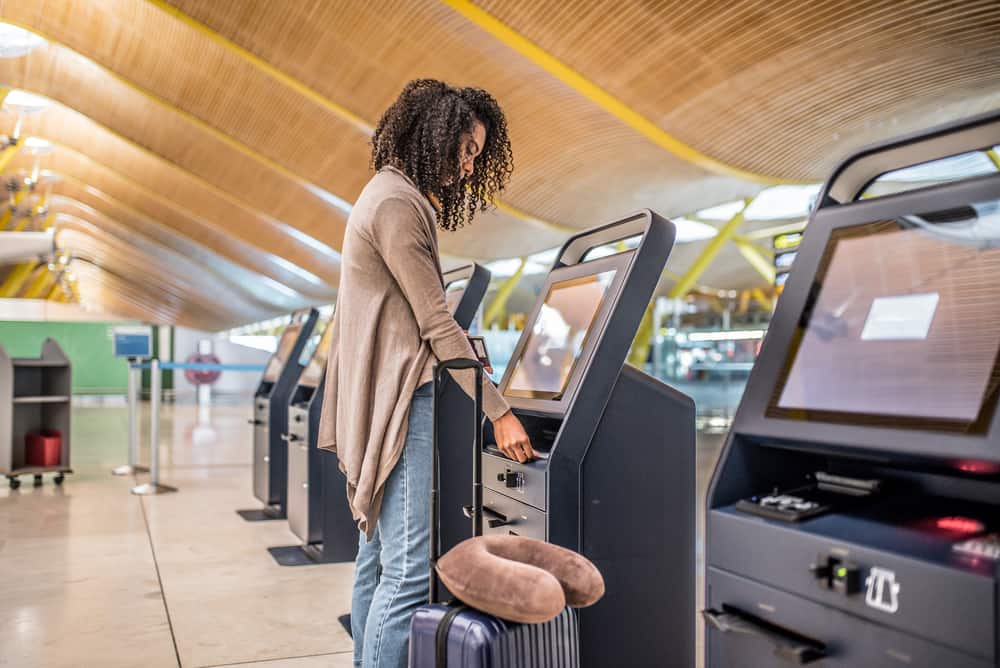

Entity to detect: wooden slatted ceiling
[151,0,756,225]
[49,196,312,313]
[5,115,339,289]
[2,0,755,236]
[0,40,350,248]
[51,202,299,315]
[28,164,335,302]
[12,110,340,284]
[471,0,1000,181]
[56,227,269,326]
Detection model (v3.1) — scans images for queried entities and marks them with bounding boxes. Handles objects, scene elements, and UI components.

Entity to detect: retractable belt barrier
[118,360,266,496]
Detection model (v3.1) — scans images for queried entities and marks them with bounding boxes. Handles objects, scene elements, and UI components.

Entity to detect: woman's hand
[491,410,537,463]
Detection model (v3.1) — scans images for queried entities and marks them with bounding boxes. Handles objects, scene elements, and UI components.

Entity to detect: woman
[318,79,536,668]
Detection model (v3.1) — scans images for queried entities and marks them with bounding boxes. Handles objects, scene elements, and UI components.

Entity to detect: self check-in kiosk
[436,211,696,668]
[238,307,318,521]
[705,112,1000,668]
[270,264,491,565]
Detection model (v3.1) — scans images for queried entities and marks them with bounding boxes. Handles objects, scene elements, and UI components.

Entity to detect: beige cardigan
[318,167,509,539]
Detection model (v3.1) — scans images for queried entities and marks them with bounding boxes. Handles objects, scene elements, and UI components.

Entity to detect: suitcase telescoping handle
[430,358,484,604]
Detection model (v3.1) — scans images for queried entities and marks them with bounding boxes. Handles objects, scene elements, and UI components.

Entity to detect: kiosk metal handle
[819,110,1000,205]
[703,608,826,664]
[554,209,662,267]
[248,419,263,426]
[279,433,300,442]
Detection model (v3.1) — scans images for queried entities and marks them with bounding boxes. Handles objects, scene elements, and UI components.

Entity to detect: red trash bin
[26,430,62,467]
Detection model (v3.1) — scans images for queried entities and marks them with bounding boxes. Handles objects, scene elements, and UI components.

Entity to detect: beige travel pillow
[436,535,605,624]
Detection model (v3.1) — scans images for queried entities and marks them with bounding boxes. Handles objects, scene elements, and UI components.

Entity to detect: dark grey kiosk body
[239,307,318,522]
[704,111,1000,668]
[435,211,696,668]
[267,316,334,565]
[274,263,491,566]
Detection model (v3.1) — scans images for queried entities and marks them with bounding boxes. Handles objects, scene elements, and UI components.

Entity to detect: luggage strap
[434,603,469,668]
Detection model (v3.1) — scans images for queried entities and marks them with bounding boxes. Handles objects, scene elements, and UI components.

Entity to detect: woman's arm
[369,197,535,461]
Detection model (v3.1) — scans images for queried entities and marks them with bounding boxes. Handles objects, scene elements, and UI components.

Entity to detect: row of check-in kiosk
[237,111,1000,667]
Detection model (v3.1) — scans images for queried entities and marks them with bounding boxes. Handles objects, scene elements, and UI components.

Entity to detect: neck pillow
[436,535,605,624]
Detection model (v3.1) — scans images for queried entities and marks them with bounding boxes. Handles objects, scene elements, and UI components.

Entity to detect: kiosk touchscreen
[269,264,491,566]
[435,211,696,668]
[238,307,318,521]
[705,112,1000,668]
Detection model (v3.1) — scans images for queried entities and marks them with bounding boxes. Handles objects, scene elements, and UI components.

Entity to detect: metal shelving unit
[0,339,73,489]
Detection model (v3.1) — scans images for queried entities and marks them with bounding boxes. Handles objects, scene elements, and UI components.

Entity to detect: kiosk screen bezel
[262,309,312,382]
[731,174,1000,461]
[499,251,632,415]
[298,320,334,388]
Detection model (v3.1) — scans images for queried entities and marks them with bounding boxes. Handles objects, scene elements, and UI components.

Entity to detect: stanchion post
[132,358,177,495]
[112,358,149,476]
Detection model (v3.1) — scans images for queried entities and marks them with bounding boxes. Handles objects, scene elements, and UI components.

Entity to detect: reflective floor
[0,397,725,668]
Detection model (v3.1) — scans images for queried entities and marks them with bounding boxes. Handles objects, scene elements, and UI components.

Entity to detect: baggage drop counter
[239,307,318,521]
[704,112,1000,668]
[437,211,696,668]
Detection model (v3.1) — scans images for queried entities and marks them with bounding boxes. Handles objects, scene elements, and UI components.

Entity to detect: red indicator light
[956,460,1000,474]
[935,517,984,534]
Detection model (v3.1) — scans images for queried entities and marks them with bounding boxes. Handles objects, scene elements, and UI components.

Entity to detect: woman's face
[458,120,486,182]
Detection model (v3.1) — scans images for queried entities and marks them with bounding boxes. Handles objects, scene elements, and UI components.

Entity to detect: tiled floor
[0,397,725,668]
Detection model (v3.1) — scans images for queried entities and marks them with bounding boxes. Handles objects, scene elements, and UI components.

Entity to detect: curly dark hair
[371,79,514,231]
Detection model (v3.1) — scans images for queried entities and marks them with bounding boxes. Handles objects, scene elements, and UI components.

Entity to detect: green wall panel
[0,321,138,394]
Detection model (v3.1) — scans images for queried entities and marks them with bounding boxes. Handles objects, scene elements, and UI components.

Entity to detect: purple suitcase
[408,359,581,668]
[410,604,579,668]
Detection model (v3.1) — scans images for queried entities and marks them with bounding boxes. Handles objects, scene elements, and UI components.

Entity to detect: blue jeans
[352,382,433,668]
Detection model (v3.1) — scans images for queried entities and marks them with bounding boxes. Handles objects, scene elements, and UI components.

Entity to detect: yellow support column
[668,200,751,299]
[0,136,21,175]
[750,288,773,311]
[22,266,55,299]
[47,282,64,302]
[986,149,1000,170]
[0,260,38,297]
[483,258,527,329]
[733,238,776,285]
[627,302,655,367]
[0,190,27,230]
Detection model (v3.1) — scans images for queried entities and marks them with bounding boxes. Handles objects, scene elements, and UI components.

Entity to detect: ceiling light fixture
[22,136,53,184]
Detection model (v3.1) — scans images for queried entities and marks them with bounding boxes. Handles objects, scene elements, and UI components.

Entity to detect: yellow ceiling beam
[139,0,571,235]
[0,260,38,297]
[440,0,798,186]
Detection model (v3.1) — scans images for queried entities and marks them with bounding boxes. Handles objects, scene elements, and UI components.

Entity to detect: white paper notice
[861,293,939,341]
